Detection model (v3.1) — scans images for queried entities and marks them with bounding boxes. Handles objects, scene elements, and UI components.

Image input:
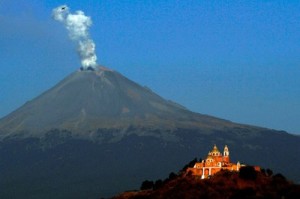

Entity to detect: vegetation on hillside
[113,165,300,199]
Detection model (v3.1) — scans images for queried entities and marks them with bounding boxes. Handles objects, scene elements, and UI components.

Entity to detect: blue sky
[0,0,299,134]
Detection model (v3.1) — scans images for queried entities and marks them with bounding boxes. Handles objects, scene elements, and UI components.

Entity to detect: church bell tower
[223,145,230,163]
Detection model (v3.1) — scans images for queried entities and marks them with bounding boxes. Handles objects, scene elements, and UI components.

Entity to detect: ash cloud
[52,5,97,70]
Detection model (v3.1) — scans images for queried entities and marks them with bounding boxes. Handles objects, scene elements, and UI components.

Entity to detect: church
[187,144,253,179]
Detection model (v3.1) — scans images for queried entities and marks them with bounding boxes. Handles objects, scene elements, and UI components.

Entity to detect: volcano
[0,66,299,198]
[0,66,237,139]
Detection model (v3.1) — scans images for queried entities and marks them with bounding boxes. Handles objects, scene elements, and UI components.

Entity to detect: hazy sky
[0,0,299,134]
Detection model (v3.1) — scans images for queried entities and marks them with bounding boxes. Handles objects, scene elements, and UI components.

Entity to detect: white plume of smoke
[52,5,97,70]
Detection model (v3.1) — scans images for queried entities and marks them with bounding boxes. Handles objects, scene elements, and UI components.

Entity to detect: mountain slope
[0,66,239,139]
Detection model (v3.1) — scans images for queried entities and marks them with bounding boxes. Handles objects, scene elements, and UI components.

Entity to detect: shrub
[140,180,154,190]
[266,168,273,177]
[230,187,255,199]
[239,166,257,180]
[168,172,178,180]
[153,179,163,190]
[180,158,198,172]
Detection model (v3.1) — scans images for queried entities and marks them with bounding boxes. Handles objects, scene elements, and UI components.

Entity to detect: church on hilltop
[187,144,260,179]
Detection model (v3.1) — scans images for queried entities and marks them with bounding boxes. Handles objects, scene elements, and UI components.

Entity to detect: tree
[239,166,257,180]
[272,173,286,182]
[261,168,266,176]
[266,168,273,177]
[140,180,154,190]
[180,158,198,172]
[153,179,163,190]
[169,172,178,180]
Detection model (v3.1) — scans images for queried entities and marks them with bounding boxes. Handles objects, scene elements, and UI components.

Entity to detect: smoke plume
[52,5,97,70]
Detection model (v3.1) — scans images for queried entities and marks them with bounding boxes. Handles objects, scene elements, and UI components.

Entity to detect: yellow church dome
[211,144,220,153]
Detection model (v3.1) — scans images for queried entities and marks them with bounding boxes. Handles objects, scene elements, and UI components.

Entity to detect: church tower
[223,145,230,163]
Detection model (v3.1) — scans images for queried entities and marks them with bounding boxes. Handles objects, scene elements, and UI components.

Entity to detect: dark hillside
[114,167,300,199]
[1,129,300,198]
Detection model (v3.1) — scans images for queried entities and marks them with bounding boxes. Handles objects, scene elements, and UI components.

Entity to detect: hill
[113,167,300,199]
